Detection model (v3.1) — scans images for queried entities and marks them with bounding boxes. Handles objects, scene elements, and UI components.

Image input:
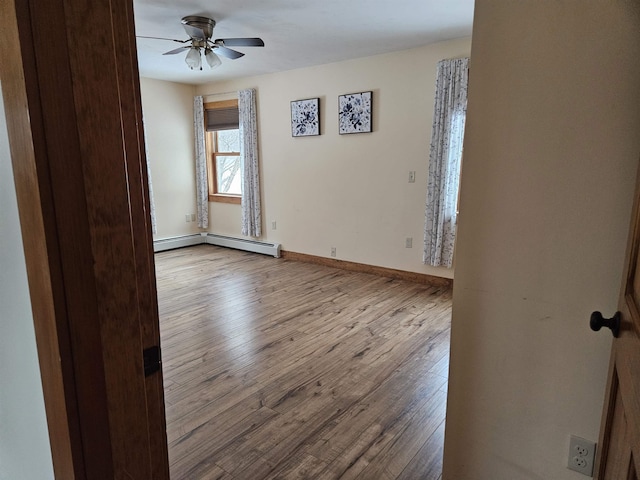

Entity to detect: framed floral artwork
[338,91,372,134]
[291,98,320,137]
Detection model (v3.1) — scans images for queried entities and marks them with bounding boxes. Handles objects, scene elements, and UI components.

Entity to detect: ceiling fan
[138,15,264,71]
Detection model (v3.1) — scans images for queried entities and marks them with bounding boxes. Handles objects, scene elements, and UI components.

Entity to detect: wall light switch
[409,171,416,183]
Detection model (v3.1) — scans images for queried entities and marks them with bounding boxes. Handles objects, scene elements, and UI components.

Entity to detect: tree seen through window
[213,129,241,196]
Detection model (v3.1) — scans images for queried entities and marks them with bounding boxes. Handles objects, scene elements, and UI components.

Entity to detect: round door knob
[590,311,620,338]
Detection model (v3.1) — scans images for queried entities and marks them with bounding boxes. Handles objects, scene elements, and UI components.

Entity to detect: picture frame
[338,91,372,134]
[291,98,320,137]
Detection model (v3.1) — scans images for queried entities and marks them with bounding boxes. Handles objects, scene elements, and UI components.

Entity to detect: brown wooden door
[0,0,169,477]
[595,163,640,479]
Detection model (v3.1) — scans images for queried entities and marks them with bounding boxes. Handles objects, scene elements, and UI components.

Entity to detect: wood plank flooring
[155,245,452,480]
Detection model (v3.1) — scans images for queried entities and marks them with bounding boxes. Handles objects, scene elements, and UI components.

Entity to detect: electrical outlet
[567,435,596,476]
[331,247,336,257]
[185,214,190,223]
[405,237,413,248]
[408,171,416,183]
[272,221,277,230]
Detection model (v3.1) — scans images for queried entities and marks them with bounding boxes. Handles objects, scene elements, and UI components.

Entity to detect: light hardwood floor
[155,245,452,479]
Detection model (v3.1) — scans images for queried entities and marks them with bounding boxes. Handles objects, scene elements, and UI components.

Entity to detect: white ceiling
[133,0,475,85]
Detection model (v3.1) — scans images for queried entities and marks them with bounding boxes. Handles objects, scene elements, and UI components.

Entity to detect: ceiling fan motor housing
[181,15,215,39]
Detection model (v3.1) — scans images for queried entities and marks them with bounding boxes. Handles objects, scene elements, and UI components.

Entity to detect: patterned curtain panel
[145,155,157,235]
[142,121,157,235]
[238,89,262,237]
[194,95,209,228]
[423,57,469,268]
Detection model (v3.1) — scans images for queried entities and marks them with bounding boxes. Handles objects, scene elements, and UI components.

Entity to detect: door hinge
[143,345,161,377]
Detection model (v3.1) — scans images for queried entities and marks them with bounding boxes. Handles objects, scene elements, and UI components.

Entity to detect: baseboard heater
[205,233,280,258]
[153,233,280,258]
[153,234,203,252]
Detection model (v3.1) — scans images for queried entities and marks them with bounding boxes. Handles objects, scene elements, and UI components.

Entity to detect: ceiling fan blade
[214,46,245,59]
[136,35,189,43]
[215,37,264,47]
[183,23,207,40]
[163,46,190,55]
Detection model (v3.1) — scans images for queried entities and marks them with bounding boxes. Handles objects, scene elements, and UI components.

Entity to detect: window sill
[209,194,241,205]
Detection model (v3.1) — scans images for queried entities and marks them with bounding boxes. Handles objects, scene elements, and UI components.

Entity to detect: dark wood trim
[281,250,453,288]
[1,0,108,476]
[111,1,170,475]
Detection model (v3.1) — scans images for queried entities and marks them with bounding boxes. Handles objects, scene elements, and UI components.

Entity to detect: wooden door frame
[594,159,640,477]
[0,0,168,477]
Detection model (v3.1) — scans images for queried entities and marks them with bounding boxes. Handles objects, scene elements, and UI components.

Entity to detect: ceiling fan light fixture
[139,15,264,72]
[185,47,202,70]
[205,48,221,69]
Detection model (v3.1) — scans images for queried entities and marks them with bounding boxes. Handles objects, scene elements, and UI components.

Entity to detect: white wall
[0,85,54,479]
[196,37,471,279]
[139,78,200,240]
[444,2,640,479]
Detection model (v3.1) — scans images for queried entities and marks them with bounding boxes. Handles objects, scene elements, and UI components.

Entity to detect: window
[207,128,241,199]
[204,100,241,204]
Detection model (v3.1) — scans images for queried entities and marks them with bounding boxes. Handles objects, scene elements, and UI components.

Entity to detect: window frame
[204,99,241,204]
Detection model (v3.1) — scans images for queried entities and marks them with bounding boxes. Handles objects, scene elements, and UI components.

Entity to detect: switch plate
[185,214,190,222]
[405,237,413,248]
[272,221,277,230]
[408,171,416,183]
[567,435,596,476]
[191,213,196,222]
[331,247,336,257]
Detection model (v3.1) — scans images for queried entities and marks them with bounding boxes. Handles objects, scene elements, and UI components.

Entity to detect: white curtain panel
[238,89,262,237]
[423,57,469,268]
[193,95,209,228]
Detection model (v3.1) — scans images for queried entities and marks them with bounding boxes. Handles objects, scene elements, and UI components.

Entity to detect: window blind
[205,106,239,131]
